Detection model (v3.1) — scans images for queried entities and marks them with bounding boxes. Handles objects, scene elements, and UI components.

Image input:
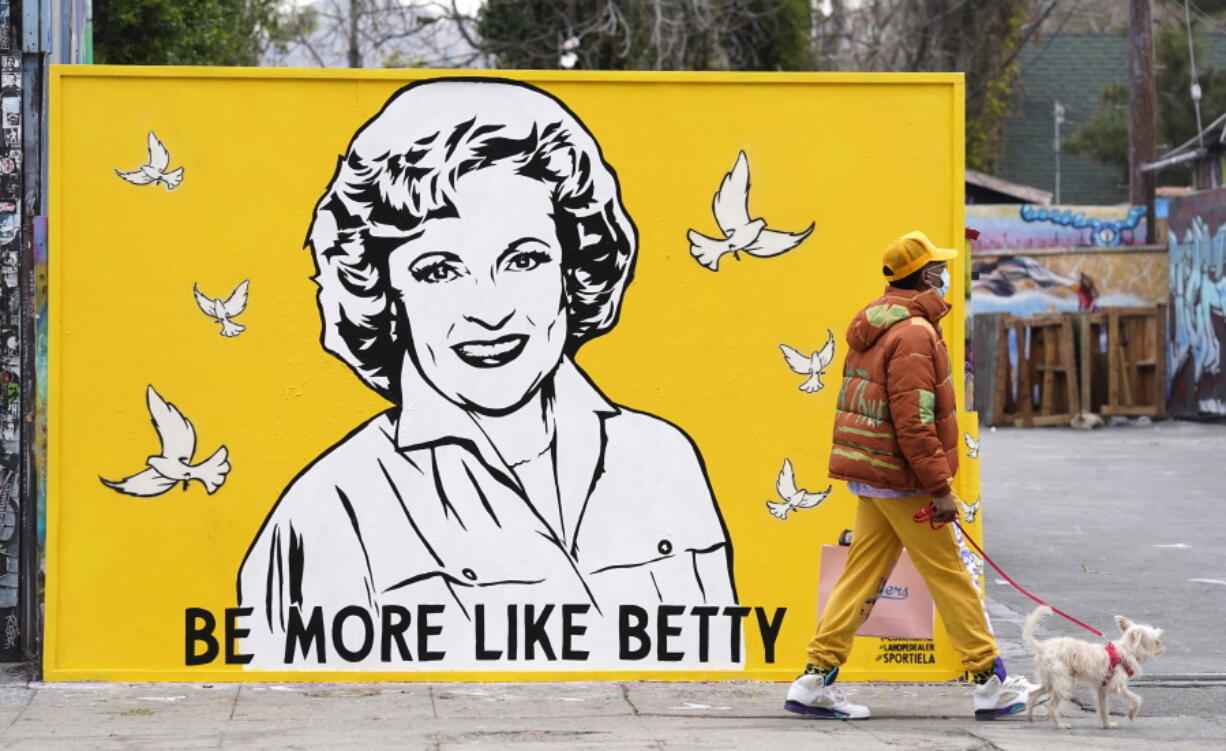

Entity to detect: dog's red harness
[1104,643,1134,686]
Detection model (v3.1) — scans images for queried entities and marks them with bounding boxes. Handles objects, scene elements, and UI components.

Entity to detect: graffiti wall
[1166,188,1226,418]
[967,204,1163,319]
[967,204,1147,250]
[970,249,1167,316]
[48,68,976,682]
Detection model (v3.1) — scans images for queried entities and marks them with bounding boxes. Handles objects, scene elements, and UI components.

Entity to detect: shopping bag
[817,545,935,639]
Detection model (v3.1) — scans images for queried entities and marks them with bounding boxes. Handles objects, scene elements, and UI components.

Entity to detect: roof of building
[965,169,1053,204]
[1158,110,1226,160]
[1000,32,1226,205]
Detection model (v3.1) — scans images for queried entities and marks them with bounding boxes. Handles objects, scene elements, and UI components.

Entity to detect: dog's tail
[1022,605,1052,653]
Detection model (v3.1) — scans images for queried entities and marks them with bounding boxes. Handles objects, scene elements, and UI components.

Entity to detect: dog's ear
[1115,615,1135,633]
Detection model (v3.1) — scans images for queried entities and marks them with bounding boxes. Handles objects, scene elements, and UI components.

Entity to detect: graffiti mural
[1166,189,1226,418]
[967,204,1147,251]
[49,69,976,681]
[967,205,1163,320]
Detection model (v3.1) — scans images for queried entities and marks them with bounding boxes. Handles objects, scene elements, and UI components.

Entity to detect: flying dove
[958,498,981,524]
[101,386,230,497]
[115,131,185,190]
[766,459,832,521]
[964,432,980,459]
[194,280,249,337]
[687,151,814,271]
[779,329,836,393]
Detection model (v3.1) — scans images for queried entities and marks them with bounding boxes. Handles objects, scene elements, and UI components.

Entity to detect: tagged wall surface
[48,68,976,682]
[1166,188,1226,418]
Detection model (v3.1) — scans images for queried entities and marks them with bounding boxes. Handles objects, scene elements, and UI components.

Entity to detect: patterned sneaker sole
[783,700,861,719]
[974,702,1026,721]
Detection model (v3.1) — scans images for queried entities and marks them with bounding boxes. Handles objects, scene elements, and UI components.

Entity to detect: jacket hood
[846,286,951,351]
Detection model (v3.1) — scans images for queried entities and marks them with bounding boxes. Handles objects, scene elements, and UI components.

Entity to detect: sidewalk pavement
[0,666,1222,750]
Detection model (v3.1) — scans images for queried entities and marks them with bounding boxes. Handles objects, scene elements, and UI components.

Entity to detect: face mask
[924,266,950,298]
[936,268,951,298]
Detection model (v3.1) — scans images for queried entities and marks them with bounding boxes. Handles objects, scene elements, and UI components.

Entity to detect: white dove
[779,329,837,393]
[964,432,980,459]
[766,459,832,520]
[958,498,981,523]
[687,150,814,271]
[101,386,230,497]
[115,131,185,190]
[194,280,249,337]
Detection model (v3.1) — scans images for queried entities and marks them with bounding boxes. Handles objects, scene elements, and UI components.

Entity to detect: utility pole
[1129,0,1156,243]
[1054,100,1066,204]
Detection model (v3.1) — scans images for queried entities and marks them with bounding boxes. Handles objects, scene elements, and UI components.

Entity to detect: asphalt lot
[979,420,1226,678]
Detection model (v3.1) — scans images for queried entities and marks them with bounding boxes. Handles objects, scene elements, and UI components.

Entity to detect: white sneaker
[973,673,1039,721]
[784,671,871,719]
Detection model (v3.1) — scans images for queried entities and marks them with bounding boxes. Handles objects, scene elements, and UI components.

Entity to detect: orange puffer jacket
[827,286,959,497]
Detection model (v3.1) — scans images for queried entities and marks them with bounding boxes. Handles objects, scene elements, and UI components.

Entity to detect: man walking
[785,231,1037,720]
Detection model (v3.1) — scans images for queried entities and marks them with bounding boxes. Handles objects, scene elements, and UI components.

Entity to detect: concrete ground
[1,420,1222,749]
[0,673,1222,749]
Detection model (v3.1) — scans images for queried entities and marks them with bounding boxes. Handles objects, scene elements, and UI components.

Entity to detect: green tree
[1066,22,1226,185]
[92,0,285,66]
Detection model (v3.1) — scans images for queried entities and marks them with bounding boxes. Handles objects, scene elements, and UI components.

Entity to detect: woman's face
[387,167,568,414]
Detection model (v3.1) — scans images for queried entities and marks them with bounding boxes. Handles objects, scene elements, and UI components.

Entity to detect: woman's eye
[410,260,462,284]
[505,250,551,272]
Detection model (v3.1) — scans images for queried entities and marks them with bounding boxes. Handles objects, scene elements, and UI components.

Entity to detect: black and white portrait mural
[236,79,739,669]
[52,68,973,682]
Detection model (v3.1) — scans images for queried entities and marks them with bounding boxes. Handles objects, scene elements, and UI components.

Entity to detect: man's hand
[931,492,959,524]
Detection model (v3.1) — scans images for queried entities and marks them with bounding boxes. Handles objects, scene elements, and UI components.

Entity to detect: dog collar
[1104,642,1134,685]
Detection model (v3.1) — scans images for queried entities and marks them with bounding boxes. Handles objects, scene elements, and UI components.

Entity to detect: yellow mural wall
[47,67,976,682]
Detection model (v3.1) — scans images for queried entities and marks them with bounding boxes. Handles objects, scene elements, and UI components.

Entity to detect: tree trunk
[348,0,363,68]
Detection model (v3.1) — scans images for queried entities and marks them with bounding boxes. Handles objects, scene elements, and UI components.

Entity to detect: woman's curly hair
[307,78,638,402]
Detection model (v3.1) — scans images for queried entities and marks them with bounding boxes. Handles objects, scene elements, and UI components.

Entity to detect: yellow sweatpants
[806,494,998,675]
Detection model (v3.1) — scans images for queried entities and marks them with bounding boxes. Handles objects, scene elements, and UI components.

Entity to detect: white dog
[1022,605,1165,729]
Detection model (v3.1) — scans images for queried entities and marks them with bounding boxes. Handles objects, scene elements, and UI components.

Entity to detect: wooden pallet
[1072,312,1109,415]
[992,314,1080,427]
[1098,305,1167,417]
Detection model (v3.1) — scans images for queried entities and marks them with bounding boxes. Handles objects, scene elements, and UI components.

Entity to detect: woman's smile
[451,334,528,368]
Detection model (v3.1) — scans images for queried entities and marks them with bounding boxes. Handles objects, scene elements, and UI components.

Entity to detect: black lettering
[656,605,685,662]
[332,606,374,662]
[475,605,502,661]
[524,604,556,661]
[381,606,413,661]
[722,607,751,663]
[418,604,446,661]
[561,604,590,661]
[507,604,517,661]
[224,607,254,665]
[284,606,327,664]
[691,606,718,663]
[618,605,650,660]
[754,607,786,664]
[185,608,218,666]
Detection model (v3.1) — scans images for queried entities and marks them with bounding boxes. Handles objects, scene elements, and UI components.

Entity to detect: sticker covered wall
[47,68,973,682]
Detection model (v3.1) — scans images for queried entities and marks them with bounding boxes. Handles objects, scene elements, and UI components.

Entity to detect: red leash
[913,505,1106,638]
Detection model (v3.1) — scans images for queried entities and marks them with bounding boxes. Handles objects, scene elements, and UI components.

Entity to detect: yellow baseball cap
[881,230,958,281]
